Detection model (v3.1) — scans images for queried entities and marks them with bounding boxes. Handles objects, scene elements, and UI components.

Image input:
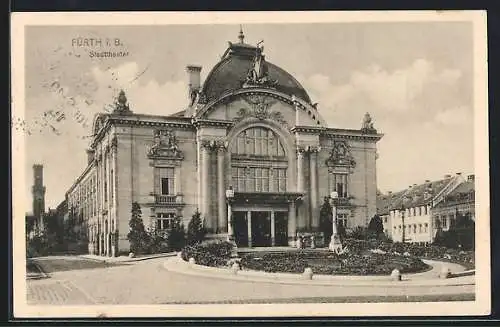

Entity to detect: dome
[200,40,311,104]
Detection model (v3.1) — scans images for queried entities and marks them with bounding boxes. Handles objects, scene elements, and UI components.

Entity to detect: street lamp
[329,191,343,253]
[400,204,406,244]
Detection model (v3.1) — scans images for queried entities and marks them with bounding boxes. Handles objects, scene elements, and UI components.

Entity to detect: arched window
[232,127,285,157]
[231,127,288,192]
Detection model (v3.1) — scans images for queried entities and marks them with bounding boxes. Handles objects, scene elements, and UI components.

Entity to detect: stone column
[270,211,276,246]
[200,143,211,230]
[297,148,305,192]
[296,148,307,230]
[217,146,226,233]
[309,149,318,230]
[247,211,252,247]
[287,200,297,246]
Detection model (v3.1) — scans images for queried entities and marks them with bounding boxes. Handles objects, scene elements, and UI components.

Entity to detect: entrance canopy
[231,191,303,205]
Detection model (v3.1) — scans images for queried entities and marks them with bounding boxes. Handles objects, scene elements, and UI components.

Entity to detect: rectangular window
[110,169,114,203]
[156,213,176,230]
[337,213,348,227]
[262,168,269,192]
[160,168,175,195]
[419,224,422,233]
[384,217,388,223]
[424,223,428,233]
[442,217,447,228]
[329,173,348,198]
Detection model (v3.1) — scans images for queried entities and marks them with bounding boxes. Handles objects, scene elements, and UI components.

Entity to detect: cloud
[434,106,471,126]
[298,59,472,193]
[299,59,464,129]
[24,61,188,207]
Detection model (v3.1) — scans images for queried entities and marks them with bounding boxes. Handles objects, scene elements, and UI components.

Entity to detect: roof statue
[361,112,377,134]
[244,40,278,88]
[113,89,132,114]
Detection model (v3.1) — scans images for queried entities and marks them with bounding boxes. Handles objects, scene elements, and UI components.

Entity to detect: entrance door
[274,212,288,246]
[251,211,271,247]
[233,212,248,247]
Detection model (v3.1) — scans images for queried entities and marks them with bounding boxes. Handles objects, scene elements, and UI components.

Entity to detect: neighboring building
[432,174,475,231]
[63,30,383,256]
[377,173,474,244]
[26,164,46,237]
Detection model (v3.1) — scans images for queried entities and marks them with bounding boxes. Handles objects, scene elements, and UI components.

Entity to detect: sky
[20,22,475,210]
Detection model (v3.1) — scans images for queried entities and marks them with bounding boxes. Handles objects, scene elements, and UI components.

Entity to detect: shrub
[186,209,206,245]
[181,240,234,267]
[168,217,186,251]
[127,202,150,254]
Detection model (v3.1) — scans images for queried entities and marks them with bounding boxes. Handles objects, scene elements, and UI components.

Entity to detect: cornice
[290,125,326,134]
[321,128,384,141]
[192,118,234,129]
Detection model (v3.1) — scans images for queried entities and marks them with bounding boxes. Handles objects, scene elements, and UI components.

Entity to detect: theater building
[65,31,383,256]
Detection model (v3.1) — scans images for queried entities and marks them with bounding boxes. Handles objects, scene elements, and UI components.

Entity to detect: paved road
[26,257,475,305]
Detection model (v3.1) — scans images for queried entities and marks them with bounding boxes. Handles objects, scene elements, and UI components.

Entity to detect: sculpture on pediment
[148,129,183,159]
[113,90,132,115]
[325,141,356,168]
[244,41,278,88]
[361,112,377,134]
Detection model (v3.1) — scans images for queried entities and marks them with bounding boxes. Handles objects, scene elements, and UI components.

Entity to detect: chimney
[86,149,95,165]
[425,180,430,183]
[186,65,202,102]
[444,174,452,179]
[409,185,412,189]
[468,174,475,181]
[413,183,417,187]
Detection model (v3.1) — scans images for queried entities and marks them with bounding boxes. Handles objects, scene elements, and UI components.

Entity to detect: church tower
[32,164,46,219]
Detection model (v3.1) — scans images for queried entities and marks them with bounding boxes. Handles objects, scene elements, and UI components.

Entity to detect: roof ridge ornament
[243,40,279,88]
[238,25,245,43]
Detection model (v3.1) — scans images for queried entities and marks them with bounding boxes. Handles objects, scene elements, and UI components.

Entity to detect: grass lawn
[32,258,127,274]
[166,293,475,304]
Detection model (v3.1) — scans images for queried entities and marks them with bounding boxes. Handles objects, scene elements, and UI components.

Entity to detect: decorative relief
[201,138,227,152]
[325,141,356,169]
[111,135,118,151]
[148,129,183,159]
[297,145,320,154]
[234,94,288,127]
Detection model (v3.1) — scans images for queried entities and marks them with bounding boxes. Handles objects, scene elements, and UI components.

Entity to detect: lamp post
[225,186,238,258]
[400,204,406,244]
[329,191,343,253]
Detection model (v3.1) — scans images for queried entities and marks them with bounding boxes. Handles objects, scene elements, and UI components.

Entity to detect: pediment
[201,90,323,128]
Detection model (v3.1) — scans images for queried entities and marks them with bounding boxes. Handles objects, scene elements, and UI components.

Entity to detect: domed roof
[200,40,311,104]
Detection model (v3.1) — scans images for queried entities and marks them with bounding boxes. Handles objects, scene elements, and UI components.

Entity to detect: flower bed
[342,239,475,269]
[181,240,234,267]
[239,250,429,275]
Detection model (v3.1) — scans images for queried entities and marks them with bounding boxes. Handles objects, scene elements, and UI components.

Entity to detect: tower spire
[238,25,245,43]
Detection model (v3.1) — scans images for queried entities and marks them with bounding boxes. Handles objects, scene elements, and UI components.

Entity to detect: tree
[127,202,149,254]
[368,214,384,239]
[186,209,206,245]
[319,197,333,241]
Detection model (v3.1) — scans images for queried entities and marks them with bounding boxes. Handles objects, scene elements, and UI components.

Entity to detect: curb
[162,257,475,288]
[80,252,177,263]
[26,261,49,280]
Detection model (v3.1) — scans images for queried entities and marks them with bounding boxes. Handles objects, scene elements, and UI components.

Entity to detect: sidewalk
[80,252,177,263]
